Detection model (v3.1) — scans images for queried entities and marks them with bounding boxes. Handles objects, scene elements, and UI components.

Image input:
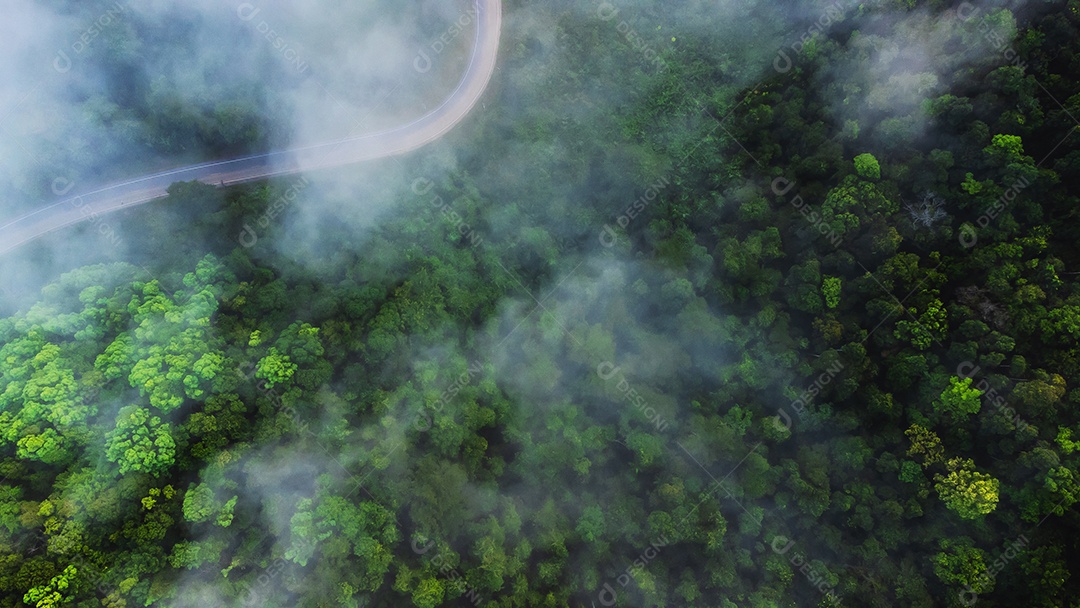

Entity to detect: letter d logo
[414,50,433,73]
[956,361,981,379]
[412,177,435,196]
[52,177,75,196]
[771,535,795,555]
[598,582,618,606]
[958,224,978,249]
[238,224,259,248]
[411,536,435,555]
[599,224,618,248]
[597,2,619,21]
[54,50,72,73]
[773,49,792,74]
[237,3,261,21]
[597,361,621,381]
[771,176,795,196]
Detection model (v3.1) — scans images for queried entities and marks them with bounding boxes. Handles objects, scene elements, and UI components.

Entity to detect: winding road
[0,0,501,255]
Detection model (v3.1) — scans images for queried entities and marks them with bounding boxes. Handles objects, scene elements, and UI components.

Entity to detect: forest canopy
[2,0,1080,607]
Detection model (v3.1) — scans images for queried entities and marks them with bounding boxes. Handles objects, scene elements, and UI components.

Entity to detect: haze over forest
[1,0,1079,607]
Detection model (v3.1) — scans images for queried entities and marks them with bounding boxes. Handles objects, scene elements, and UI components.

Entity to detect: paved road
[0,0,501,255]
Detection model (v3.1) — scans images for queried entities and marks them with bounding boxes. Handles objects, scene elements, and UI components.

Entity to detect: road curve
[0,0,501,255]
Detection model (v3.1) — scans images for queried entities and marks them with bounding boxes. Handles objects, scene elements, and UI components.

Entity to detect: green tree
[820,175,896,239]
[961,172,985,195]
[182,483,216,523]
[932,539,992,594]
[1018,545,1070,607]
[286,491,399,591]
[255,348,297,389]
[985,133,1038,183]
[822,276,841,309]
[216,496,238,527]
[168,538,227,569]
[1041,305,1080,344]
[894,298,947,350]
[1011,371,1066,416]
[934,459,1000,519]
[412,576,445,608]
[905,424,944,466]
[1018,465,1080,522]
[933,376,983,418]
[1055,427,1080,455]
[854,153,881,180]
[16,428,69,465]
[104,406,176,477]
[575,505,606,543]
[23,565,77,608]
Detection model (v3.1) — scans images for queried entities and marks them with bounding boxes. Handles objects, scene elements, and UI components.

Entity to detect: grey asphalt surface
[0,0,501,255]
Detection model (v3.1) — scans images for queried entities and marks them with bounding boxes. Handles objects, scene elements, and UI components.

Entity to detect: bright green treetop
[255,347,297,389]
[854,153,881,180]
[822,276,841,309]
[935,458,1000,519]
[104,405,176,477]
[182,483,217,523]
[934,376,983,418]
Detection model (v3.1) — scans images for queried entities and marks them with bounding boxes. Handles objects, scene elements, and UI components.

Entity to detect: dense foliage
[2,0,1080,606]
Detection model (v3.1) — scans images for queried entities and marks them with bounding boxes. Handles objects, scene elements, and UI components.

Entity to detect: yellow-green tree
[254,348,297,389]
[905,424,945,467]
[23,565,77,608]
[935,458,1000,519]
[854,152,880,180]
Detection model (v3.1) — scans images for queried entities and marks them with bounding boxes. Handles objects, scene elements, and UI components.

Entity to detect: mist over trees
[2,0,1080,607]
